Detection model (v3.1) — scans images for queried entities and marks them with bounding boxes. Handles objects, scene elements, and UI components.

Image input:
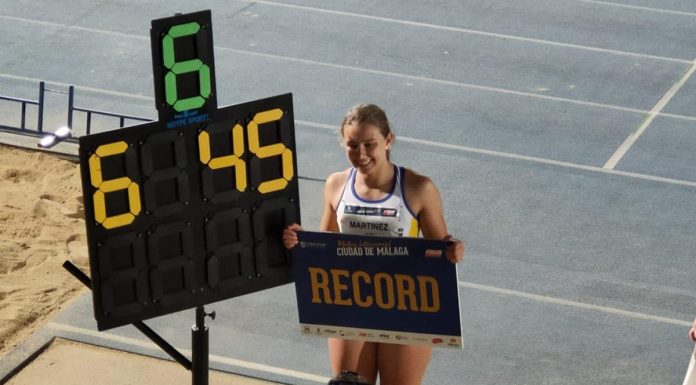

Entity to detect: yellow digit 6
[88,141,141,229]
[247,109,294,193]
[198,123,247,192]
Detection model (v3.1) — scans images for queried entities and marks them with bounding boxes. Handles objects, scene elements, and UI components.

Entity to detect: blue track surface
[2,1,696,384]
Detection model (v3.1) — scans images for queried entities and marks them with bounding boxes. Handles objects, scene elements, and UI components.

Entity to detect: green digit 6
[162,21,211,112]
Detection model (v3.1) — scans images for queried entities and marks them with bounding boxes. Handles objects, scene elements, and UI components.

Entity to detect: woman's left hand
[443,234,464,264]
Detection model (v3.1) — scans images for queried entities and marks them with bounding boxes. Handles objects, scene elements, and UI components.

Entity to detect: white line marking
[2,14,695,117]
[248,0,692,64]
[573,0,696,17]
[603,59,696,169]
[216,47,653,115]
[46,322,330,384]
[660,112,696,122]
[296,120,696,188]
[0,73,154,101]
[458,281,692,327]
[2,8,692,66]
[0,14,147,41]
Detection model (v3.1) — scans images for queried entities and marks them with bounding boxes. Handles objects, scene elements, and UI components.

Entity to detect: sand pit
[5,338,279,385]
[0,144,88,356]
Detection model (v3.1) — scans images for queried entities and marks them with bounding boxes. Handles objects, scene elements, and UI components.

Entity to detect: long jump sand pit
[0,144,88,357]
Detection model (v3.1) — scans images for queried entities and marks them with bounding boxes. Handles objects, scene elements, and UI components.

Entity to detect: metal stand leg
[63,261,216,385]
[192,306,215,385]
[62,261,192,370]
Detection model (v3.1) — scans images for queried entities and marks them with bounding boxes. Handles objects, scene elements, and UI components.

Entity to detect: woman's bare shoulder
[325,168,352,194]
[403,167,438,194]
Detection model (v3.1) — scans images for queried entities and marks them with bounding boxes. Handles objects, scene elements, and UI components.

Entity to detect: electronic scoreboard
[78,10,300,331]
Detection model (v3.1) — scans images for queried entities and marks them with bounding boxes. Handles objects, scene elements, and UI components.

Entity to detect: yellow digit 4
[88,141,141,229]
[247,109,294,193]
[198,123,247,192]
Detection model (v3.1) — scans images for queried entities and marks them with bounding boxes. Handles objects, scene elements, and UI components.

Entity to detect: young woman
[283,103,464,385]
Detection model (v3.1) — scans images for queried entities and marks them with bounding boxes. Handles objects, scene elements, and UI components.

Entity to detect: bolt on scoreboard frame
[78,10,300,331]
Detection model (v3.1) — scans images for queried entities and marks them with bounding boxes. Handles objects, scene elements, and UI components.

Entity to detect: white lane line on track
[46,322,331,384]
[0,73,154,101]
[573,0,696,17]
[215,46,655,116]
[296,120,696,188]
[603,59,696,170]
[0,14,146,40]
[458,281,692,327]
[2,14,696,118]
[247,0,692,64]
[2,7,692,65]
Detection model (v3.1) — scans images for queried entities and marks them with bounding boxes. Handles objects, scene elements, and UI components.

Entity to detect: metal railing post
[37,81,45,133]
[67,85,74,129]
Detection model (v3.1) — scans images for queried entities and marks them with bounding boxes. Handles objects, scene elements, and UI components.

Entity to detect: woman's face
[342,123,392,174]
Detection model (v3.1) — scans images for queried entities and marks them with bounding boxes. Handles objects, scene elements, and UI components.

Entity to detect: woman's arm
[282,170,349,249]
[404,169,464,263]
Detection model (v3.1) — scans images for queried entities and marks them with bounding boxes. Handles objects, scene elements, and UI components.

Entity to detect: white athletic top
[336,165,420,238]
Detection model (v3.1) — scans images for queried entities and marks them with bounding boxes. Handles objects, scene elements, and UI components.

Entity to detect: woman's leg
[328,338,378,384]
[376,344,432,385]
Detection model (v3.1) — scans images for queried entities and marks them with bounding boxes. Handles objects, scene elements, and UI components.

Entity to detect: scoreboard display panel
[78,10,300,331]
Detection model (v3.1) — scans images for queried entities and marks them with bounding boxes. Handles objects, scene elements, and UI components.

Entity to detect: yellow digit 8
[247,108,294,193]
[198,123,247,192]
[88,141,141,229]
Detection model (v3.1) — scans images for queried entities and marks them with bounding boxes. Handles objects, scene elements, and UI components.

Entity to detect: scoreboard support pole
[192,305,215,385]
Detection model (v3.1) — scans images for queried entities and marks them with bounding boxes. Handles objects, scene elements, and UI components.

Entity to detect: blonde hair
[340,103,392,138]
[340,104,394,159]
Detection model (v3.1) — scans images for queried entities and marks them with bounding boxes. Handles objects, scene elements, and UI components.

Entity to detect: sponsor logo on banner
[299,241,327,249]
[425,249,443,258]
[432,338,444,344]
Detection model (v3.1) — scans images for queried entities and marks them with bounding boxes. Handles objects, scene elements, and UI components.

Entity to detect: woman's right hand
[282,223,303,250]
[689,317,696,342]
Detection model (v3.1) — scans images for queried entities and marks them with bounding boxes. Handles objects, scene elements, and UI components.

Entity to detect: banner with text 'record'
[291,231,463,349]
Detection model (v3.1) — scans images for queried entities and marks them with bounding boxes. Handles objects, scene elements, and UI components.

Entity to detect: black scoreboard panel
[78,93,300,330]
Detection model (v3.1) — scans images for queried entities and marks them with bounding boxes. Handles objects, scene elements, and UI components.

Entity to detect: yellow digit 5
[88,141,141,229]
[198,123,247,192]
[247,108,294,193]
